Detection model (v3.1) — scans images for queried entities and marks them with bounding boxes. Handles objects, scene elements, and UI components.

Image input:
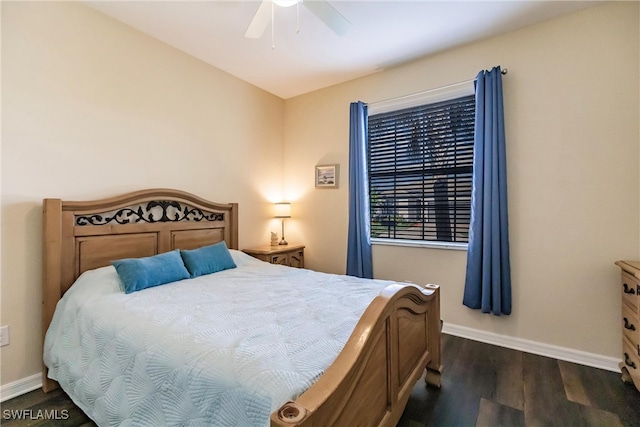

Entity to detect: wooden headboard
[42,188,238,391]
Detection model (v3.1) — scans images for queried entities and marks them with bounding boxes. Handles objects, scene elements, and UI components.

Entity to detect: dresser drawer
[622,303,639,346]
[617,261,640,392]
[621,271,639,312]
[623,337,640,377]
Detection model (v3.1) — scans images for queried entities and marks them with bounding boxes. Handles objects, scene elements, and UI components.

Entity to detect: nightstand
[243,244,305,268]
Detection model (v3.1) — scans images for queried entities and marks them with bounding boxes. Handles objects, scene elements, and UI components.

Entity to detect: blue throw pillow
[180,241,237,278]
[112,250,191,294]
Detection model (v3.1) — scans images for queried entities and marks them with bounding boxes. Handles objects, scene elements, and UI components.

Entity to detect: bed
[42,188,442,426]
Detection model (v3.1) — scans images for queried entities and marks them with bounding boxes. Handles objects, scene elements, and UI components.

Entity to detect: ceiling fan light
[273,0,299,7]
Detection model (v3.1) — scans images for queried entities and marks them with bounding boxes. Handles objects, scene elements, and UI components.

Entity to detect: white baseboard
[443,323,621,373]
[0,326,621,402]
[0,373,42,402]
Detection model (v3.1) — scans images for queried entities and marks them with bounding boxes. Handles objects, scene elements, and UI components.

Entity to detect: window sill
[371,238,468,251]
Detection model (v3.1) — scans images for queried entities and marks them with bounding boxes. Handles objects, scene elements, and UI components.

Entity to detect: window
[367,83,475,246]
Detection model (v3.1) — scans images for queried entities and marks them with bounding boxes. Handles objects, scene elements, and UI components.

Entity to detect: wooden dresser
[243,244,305,268]
[615,260,640,391]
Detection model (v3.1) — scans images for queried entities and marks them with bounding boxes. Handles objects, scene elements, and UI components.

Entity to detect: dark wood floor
[3,334,640,426]
[400,335,640,426]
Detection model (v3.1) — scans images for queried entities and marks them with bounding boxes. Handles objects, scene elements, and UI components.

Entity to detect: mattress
[44,250,399,426]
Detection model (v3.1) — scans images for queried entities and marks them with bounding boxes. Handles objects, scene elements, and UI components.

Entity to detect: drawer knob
[623,283,636,295]
[624,352,637,369]
[624,317,637,331]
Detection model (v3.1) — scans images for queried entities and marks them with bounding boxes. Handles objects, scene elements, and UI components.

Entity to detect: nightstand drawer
[288,249,304,268]
[270,254,290,266]
[243,245,305,268]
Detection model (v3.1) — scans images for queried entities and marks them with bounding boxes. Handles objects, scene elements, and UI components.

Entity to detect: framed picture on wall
[315,164,339,188]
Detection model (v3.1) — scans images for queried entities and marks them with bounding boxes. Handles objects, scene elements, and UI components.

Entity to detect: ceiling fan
[245,0,352,39]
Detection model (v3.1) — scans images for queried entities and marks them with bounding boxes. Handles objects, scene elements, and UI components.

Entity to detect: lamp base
[279,218,288,245]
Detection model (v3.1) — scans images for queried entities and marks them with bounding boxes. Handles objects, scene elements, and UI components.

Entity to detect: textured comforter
[44,251,398,426]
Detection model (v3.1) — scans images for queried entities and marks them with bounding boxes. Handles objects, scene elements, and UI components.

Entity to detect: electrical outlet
[0,326,9,347]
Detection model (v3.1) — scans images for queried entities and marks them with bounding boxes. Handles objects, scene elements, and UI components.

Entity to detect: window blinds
[368,94,475,243]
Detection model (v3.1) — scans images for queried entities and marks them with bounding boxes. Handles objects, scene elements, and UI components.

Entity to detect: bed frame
[42,188,442,427]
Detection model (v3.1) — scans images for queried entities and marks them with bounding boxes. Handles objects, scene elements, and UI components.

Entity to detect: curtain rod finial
[501,68,508,75]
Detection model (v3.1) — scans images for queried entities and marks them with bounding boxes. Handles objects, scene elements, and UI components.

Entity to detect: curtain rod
[369,68,508,107]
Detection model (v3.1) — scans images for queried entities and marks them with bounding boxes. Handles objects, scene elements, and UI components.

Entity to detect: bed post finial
[272,401,308,426]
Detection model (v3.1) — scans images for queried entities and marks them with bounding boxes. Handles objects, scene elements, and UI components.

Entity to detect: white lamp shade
[274,202,291,218]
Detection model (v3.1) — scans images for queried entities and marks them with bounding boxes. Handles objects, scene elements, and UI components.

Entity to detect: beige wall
[1,2,284,385]
[284,2,640,358]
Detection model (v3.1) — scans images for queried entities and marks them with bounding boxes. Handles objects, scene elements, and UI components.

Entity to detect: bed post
[42,199,62,392]
[229,203,239,249]
[424,283,443,387]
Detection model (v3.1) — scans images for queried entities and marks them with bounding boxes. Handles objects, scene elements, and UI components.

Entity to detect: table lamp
[274,202,291,245]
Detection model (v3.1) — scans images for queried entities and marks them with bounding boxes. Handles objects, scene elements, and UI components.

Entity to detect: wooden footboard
[271,283,442,427]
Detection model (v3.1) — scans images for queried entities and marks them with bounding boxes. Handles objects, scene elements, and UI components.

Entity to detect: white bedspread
[44,251,400,426]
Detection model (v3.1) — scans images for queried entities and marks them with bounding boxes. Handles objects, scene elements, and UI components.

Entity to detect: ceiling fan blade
[304,0,352,36]
[245,0,271,39]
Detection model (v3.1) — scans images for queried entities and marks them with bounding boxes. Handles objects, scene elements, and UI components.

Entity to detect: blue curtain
[463,66,511,316]
[346,101,373,279]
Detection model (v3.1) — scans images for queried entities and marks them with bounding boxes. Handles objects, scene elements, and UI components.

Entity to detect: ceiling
[85,0,599,99]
